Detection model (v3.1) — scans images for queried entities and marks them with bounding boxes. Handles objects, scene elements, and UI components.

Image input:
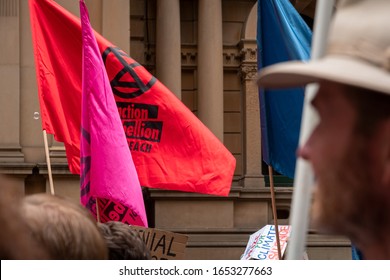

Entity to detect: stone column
[197,0,224,141]
[156,0,181,99]
[0,0,24,162]
[239,2,263,189]
[240,42,263,189]
[85,0,103,33]
[102,0,130,54]
[85,0,130,53]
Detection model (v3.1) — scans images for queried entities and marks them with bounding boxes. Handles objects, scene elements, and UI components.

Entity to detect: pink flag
[80,0,147,227]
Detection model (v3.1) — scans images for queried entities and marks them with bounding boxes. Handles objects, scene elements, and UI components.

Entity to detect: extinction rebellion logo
[102,46,163,154]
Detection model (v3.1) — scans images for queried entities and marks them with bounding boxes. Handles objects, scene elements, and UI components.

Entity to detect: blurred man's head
[98,221,151,260]
[21,193,108,259]
[0,175,48,259]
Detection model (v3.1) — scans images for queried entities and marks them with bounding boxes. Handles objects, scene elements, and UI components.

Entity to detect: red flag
[29,0,82,173]
[29,0,235,196]
[80,0,147,226]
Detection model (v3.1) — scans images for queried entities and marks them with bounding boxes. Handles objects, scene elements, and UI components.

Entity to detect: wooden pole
[96,198,101,223]
[268,165,282,260]
[43,130,55,195]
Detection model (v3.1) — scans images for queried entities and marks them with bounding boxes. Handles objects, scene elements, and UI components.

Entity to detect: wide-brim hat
[257,0,390,95]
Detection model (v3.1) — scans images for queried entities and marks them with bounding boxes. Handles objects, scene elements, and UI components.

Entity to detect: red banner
[29,0,235,196]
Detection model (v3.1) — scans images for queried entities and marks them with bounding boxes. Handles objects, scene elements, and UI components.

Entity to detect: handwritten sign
[241,225,291,260]
[130,225,189,260]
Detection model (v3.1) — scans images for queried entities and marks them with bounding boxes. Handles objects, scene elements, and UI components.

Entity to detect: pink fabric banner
[80,0,147,227]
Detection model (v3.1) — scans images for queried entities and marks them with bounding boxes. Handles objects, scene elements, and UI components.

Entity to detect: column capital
[240,64,258,81]
[240,47,257,64]
[239,41,258,82]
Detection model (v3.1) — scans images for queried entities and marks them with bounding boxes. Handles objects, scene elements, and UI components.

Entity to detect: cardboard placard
[130,225,189,260]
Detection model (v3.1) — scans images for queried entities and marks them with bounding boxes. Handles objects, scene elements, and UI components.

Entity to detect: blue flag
[257,0,312,179]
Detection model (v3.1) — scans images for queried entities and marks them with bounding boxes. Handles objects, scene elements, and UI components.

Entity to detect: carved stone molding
[223,50,241,68]
[238,40,258,81]
[146,45,249,69]
[240,47,257,63]
[181,51,197,67]
[240,64,258,81]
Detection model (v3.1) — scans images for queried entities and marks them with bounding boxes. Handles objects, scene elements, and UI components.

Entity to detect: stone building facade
[0,0,350,259]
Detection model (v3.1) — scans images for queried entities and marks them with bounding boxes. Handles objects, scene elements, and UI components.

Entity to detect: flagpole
[268,165,282,260]
[286,0,335,260]
[96,198,101,223]
[43,130,55,195]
